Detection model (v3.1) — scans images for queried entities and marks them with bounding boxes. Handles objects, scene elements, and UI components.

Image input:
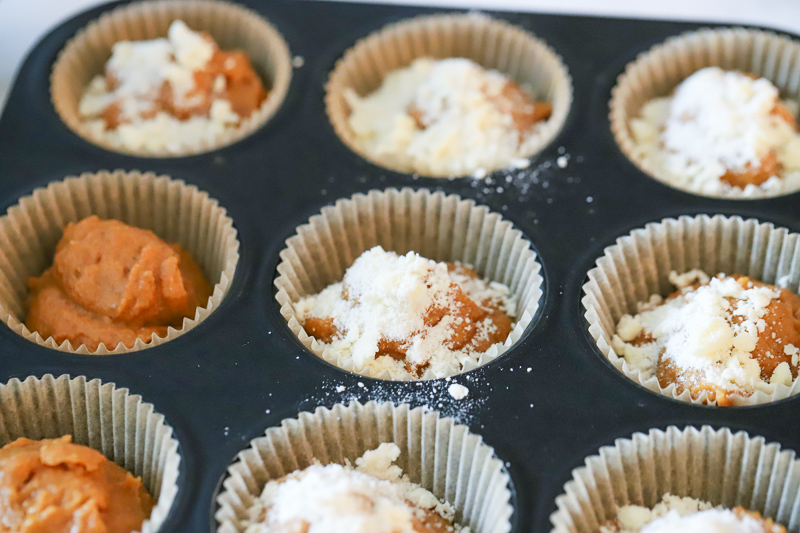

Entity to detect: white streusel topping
[611,270,797,397]
[79,20,243,153]
[600,494,782,533]
[629,67,800,198]
[294,246,516,380]
[345,57,548,177]
[243,443,466,533]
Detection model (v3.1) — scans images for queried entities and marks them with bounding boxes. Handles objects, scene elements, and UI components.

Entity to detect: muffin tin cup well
[274,187,544,380]
[609,27,800,199]
[582,214,800,406]
[325,12,573,177]
[51,0,293,157]
[549,425,800,533]
[0,374,181,533]
[215,401,513,533]
[0,169,239,354]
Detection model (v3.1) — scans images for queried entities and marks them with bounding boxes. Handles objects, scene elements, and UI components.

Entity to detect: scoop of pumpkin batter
[0,436,155,533]
[26,216,212,350]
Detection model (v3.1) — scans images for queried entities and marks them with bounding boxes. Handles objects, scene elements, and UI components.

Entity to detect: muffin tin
[1,0,799,532]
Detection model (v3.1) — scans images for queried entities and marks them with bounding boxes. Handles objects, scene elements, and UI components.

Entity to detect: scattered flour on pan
[304,374,488,426]
[243,443,468,533]
[629,67,800,198]
[600,493,784,533]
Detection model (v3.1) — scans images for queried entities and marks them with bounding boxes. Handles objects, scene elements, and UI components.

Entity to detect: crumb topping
[612,270,800,404]
[600,494,785,533]
[79,20,266,153]
[630,67,800,197]
[346,57,552,177]
[243,443,467,533]
[294,246,516,379]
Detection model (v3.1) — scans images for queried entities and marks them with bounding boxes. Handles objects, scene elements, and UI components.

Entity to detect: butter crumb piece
[771,362,793,386]
[448,383,469,400]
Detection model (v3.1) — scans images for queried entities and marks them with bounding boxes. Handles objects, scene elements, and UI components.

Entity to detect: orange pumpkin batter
[0,436,154,533]
[26,216,212,350]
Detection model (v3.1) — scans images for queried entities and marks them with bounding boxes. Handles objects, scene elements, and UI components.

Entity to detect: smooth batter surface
[26,216,212,350]
[0,436,154,533]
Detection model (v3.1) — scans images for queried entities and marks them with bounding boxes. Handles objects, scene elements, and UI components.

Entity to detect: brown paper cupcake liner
[326,13,572,177]
[582,214,800,406]
[51,0,292,157]
[0,169,239,354]
[274,187,543,380]
[550,425,800,533]
[215,401,513,533]
[0,374,180,533]
[610,27,800,198]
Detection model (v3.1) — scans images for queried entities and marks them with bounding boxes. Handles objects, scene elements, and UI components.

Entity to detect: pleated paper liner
[0,374,181,533]
[0,170,239,354]
[550,425,800,533]
[610,27,800,198]
[274,187,543,380]
[582,214,800,406]
[51,0,292,157]
[215,401,513,533]
[325,13,572,177]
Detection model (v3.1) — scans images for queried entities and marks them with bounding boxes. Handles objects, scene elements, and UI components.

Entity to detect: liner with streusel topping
[0,374,181,533]
[51,0,292,157]
[0,170,239,354]
[582,214,800,406]
[215,401,512,533]
[610,27,800,199]
[550,425,800,533]
[326,13,572,177]
[274,187,543,380]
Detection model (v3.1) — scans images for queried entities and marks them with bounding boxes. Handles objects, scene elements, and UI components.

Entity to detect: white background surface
[2,0,800,111]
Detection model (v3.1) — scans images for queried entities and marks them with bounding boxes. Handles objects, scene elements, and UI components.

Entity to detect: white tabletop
[2,0,800,111]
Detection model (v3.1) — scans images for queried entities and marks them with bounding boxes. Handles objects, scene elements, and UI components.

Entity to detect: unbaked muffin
[26,216,212,351]
[294,246,516,379]
[629,67,800,197]
[599,493,785,533]
[0,436,155,533]
[242,443,465,533]
[79,20,267,153]
[345,57,552,177]
[611,269,800,405]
